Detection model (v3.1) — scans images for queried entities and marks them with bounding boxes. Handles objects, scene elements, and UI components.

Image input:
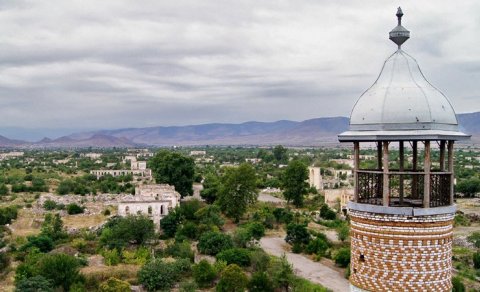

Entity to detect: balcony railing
[357,170,451,208]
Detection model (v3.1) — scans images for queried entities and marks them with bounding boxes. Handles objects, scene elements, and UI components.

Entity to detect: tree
[149,150,195,197]
[37,253,81,291]
[281,160,308,207]
[99,277,131,292]
[15,275,54,292]
[198,231,233,255]
[456,178,480,197]
[216,264,248,292]
[273,145,288,163]
[192,260,216,288]
[100,215,154,248]
[249,272,274,292]
[217,164,258,222]
[271,254,295,291]
[160,208,182,238]
[40,213,66,241]
[200,173,221,203]
[195,205,224,228]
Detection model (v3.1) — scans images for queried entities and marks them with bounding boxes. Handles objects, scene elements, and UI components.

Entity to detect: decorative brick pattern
[349,210,454,292]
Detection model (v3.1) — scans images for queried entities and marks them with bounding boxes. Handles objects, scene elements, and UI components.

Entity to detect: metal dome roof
[338,8,469,142]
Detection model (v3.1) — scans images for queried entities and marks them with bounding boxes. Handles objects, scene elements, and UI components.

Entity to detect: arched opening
[160,205,164,215]
[148,206,152,215]
[125,206,130,215]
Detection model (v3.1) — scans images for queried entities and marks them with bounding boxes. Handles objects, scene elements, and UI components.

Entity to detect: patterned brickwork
[349,210,454,292]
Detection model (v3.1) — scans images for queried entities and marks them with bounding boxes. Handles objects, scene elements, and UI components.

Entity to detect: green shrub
[454,214,471,227]
[67,203,84,215]
[0,184,8,196]
[179,280,198,292]
[250,249,270,272]
[273,208,294,224]
[291,243,303,253]
[249,272,274,292]
[467,232,480,248]
[100,215,154,249]
[452,276,465,292]
[285,223,310,246]
[121,246,150,265]
[192,259,216,288]
[102,249,121,266]
[216,264,248,292]
[333,248,351,268]
[0,206,18,225]
[198,232,233,255]
[15,275,54,292]
[305,237,329,257]
[37,253,81,291]
[175,221,198,240]
[98,277,130,292]
[319,204,336,220]
[164,241,194,262]
[216,248,251,267]
[245,222,265,240]
[473,252,480,269]
[43,200,57,210]
[20,235,54,253]
[138,259,191,291]
[0,252,9,273]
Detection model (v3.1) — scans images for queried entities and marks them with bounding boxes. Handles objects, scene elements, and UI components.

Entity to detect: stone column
[424,141,431,208]
[383,141,389,206]
[448,140,455,205]
[354,142,360,202]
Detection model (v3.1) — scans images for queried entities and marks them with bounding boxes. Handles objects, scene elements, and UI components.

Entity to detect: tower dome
[339,7,469,142]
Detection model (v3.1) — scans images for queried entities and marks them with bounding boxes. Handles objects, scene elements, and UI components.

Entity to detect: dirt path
[258,193,286,204]
[260,236,350,292]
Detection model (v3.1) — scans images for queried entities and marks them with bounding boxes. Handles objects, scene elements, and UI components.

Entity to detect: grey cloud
[0,0,478,133]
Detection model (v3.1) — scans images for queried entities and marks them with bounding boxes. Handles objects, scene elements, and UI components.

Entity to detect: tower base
[348,202,455,292]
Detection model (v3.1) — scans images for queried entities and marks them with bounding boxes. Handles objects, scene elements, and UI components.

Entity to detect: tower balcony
[356,169,451,208]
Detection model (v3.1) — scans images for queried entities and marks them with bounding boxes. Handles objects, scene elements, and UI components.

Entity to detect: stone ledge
[348,202,456,216]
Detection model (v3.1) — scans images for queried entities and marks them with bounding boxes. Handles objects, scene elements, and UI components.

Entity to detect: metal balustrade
[357,170,451,207]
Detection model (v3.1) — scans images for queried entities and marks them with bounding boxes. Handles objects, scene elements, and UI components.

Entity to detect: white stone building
[118,184,181,229]
[308,166,323,190]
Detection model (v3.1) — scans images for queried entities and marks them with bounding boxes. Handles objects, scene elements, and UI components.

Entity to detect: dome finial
[396,7,403,25]
[389,7,410,49]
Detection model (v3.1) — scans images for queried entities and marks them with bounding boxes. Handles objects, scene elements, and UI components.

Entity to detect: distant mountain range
[1,112,479,148]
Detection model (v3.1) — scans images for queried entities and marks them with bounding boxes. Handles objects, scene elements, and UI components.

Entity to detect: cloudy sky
[0,0,479,139]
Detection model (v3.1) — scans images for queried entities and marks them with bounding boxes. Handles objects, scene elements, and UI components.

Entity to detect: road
[260,236,350,292]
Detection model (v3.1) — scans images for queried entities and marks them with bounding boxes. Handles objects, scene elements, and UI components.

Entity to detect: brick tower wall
[349,209,454,292]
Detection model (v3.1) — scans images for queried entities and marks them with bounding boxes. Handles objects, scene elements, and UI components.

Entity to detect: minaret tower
[338,8,470,292]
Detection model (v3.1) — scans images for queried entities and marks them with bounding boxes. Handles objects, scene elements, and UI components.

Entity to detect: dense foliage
[149,150,195,197]
[217,163,258,222]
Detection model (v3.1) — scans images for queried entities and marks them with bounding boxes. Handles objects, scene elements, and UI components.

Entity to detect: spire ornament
[389,7,410,49]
